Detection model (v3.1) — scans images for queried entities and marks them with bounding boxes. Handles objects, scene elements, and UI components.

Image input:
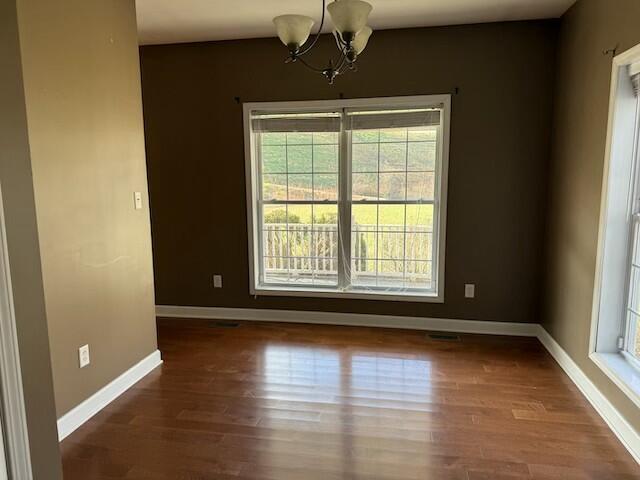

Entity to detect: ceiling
[136,0,576,46]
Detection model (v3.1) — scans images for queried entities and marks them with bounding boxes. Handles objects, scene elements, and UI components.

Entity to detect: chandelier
[273,0,374,84]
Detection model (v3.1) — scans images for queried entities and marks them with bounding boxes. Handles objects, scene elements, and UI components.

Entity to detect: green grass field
[264,204,433,228]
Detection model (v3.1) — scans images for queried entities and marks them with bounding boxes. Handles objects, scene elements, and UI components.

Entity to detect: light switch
[134,191,143,210]
[213,274,223,288]
[464,284,475,298]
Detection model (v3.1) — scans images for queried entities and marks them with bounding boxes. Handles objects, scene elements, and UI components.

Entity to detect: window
[624,59,640,363]
[591,44,640,406]
[626,212,640,361]
[244,95,450,301]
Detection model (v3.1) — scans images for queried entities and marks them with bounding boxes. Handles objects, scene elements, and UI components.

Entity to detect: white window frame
[243,95,451,303]
[590,43,640,408]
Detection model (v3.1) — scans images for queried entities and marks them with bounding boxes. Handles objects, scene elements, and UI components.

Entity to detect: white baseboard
[156,305,540,337]
[537,326,640,463]
[57,350,162,441]
[156,304,639,464]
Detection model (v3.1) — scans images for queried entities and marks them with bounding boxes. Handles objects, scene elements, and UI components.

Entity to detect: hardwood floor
[61,318,640,479]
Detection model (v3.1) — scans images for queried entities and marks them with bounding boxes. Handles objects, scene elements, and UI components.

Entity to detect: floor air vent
[427,332,461,341]
[208,321,241,328]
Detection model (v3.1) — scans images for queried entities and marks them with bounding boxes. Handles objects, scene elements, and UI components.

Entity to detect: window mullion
[256,134,265,286]
[337,109,352,290]
[432,123,444,294]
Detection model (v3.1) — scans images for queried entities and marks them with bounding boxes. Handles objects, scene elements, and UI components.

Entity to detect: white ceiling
[136,0,576,46]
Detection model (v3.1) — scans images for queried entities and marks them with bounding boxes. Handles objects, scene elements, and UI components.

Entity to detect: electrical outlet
[213,274,223,288]
[79,344,90,368]
[464,284,475,298]
[134,191,143,210]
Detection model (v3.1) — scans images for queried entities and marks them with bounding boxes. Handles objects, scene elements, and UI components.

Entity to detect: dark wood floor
[61,318,640,479]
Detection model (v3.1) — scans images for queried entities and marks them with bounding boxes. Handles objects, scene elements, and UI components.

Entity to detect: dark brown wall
[141,21,557,323]
[542,0,640,433]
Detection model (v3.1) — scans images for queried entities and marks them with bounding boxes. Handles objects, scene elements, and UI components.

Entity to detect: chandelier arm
[298,0,326,56]
[296,49,348,76]
[334,48,350,73]
[296,55,328,73]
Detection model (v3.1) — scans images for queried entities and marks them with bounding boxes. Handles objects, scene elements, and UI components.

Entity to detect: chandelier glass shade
[273,0,374,84]
[326,0,371,36]
[273,15,315,49]
[351,25,372,54]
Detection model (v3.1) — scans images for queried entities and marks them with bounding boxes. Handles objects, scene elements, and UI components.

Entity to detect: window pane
[407,172,435,200]
[287,132,313,145]
[312,204,338,225]
[262,205,289,284]
[377,260,405,287]
[405,233,432,262]
[313,132,339,145]
[313,174,338,201]
[633,220,640,265]
[352,173,378,200]
[312,205,338,285]
[262,145,286,173]
[313,144,338,172]
[628,221,640,358]
[350,200,434,289]
[352,129,379,144]
[352,143,378,172]
[262,174,287,201]
[262,132,286,146]
[378,204,406,227]
[287,145,312,173]
[352,204,378,227]
[377,231,405,260]
[286,208,338,286]
[629,265,640,316]
[288,224,312,258]
[407,141,436,171]
[380,143,407,171]
[263,205,296,226]
[288,174,312,200]
[379,173,406,200]
[262,203,338,287]
[352,228,376,267]
[406,204,434,228]
[380,128,407,142]
[286,204,312,224]
[629,312,640,358]
[287,216,313,284]
[408,127,437,142]
[352,204,378,286]
[405,261,432,289]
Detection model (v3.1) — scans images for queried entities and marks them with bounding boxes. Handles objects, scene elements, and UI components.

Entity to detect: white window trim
[0,184,33,479]
[590,43,640,409]
[243,95,451,303]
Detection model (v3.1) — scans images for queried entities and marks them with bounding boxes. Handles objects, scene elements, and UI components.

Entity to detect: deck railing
[263,223,432,276]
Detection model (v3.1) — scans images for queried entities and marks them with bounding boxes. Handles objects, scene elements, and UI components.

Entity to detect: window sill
[252,285,444,303]
[590,352,640,409]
